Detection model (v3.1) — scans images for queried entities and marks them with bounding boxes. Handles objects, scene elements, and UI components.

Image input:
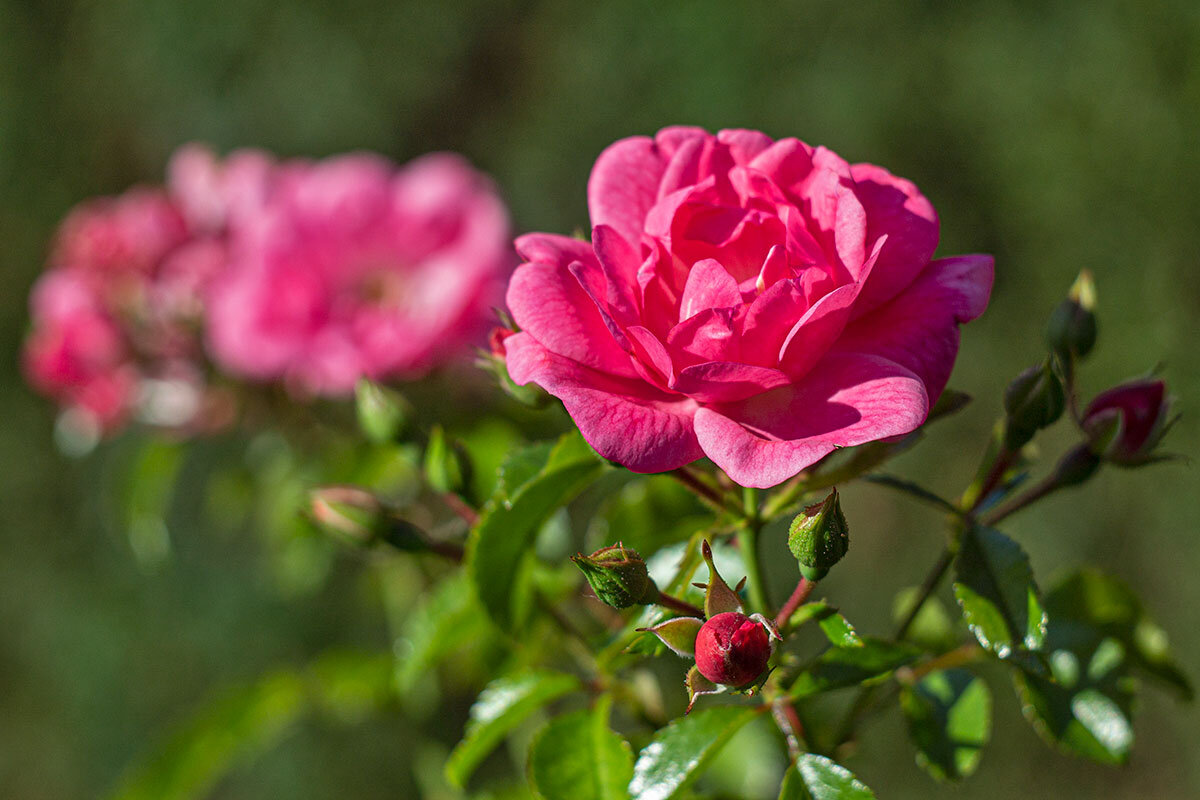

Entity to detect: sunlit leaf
[528,697,633,800]
[445,670,581,788]
[778,754,876,800]
[900,668,992,782]
[789,637,920,698]
[953,525,1046,659]
[628,705,757,800]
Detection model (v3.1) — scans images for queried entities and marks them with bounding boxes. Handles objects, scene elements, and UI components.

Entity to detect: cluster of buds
[635,541,780,712]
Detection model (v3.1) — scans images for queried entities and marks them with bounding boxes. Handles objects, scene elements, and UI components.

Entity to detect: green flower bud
[572,543,656,608]
[1046,270,1097,361]
[355,379,411,444]
[1003,361,1065,450]
[787,489,849,581]
[424,425,473,498]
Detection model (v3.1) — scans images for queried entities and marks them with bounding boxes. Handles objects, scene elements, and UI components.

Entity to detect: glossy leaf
[779,754,877,800]
[528,698,633,800]
[628,705,757,800]
[467,432,605,631]
[900,668,992,782]
[789,637,920,698]
[953,525,1047,659]
[787,602,863,647]
[445,671,581,788]
[1013,571,1153,764]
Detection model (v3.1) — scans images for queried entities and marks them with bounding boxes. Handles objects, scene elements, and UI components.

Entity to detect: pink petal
[667,307,739,365]
[832,254,994,402]
[505,260,635,378]
[693,352,929,487]
[588,136,666,245]
[680,259,742,322]
[672,361,792,403]
[626,325,675,386]
[591,224,643,323]
[738,278,809,367]
[718,129,775,164]
[848,164,940,317]
[505,332,703,473]
[515,232,596,268]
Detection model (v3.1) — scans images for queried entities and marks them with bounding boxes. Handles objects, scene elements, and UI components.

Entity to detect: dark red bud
[1082,378,1172,464]
[694,611,772,687]
[488,326,515,359]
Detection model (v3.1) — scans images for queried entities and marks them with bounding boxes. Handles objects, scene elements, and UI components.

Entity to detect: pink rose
[504,127,993,487]
[204,151,512,394]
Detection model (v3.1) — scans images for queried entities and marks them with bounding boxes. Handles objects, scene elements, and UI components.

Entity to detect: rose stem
[774,576,817,631]
[667,467,732,512]
[655,591,703,617]
[737,486,771,614]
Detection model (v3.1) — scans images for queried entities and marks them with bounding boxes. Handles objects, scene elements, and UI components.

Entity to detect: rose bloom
[23,187,218,432]
[504,127,993,487]
[200,151,512,394]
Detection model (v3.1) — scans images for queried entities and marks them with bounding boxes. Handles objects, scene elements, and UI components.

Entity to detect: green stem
[738,486,771,614]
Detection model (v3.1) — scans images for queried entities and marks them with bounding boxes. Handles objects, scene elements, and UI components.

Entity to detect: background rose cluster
[23,145,512,437]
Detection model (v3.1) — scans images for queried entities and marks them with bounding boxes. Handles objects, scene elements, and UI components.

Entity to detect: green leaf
[628,705,757,800]
[528,698,633,800]
[467,432,606,631]
[109,652,393,800]
[779,754,876,800]
[393,572,490,694]
[900,668,992,782]
[787,602,863,647]
[445,671,581,788]
[953,525,1047,659]
[1012,570,1165,764]
[789,637,920,698]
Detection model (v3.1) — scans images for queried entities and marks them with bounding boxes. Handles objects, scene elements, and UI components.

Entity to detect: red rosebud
[488,325,515,359]
[694,611,772,687]
[1082,379,1174,465]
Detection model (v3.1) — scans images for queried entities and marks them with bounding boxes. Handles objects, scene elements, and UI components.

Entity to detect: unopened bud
[787,489,849,581]
[1046,270,1098,361]
[355,379,411,444]
[1081,378,1174,466]
[1003,361,1065,450]
[424,425,473,497]
[309,486,425,550]
[572,543,655,608]
[694,612,777,687]
[1051,443,1101,487]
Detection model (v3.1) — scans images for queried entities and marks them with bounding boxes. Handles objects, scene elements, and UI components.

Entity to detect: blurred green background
[2,0,1198,797]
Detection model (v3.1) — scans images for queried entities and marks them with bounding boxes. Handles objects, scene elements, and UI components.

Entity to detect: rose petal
[515,232,596,268]
[832,254,994,401]
[680,259,742,322]
[505,259,636,377]
[694,352,929,487]
[718,129,776,165]
[587,136,666,245]
[672,361,792,403]
[667,307,739,365]
[505,332,702,473]
[849,163,940,317]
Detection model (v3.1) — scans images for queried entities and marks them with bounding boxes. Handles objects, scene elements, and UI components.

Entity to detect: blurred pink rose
[203,151,512,394]
[504,127,993,487]
[25,180,219,433]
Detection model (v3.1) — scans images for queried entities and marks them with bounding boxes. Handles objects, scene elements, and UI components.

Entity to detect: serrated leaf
[787,602,863,647]
[789,638,920,698]
[953,526,1046,658]
[628,705,756,800]
[779,754,876,800]
[109,652,392,800]
[528,698,633,800]
[446,671,580,788]
[467,432,605,631]
[900,668,992,782]
[1013,571,1150,765]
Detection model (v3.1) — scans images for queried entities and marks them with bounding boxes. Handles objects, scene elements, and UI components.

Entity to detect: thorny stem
[738,486,771,614]
[771,698,807,761]
[655,591,704,618]
[775,577,817,630]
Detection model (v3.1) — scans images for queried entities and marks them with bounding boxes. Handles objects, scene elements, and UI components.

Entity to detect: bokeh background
[2,1,1198,797]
